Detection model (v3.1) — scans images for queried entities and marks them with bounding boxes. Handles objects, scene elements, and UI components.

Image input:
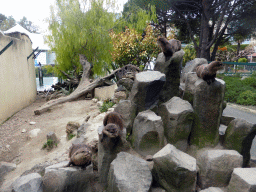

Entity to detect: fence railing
[208,61,256,76]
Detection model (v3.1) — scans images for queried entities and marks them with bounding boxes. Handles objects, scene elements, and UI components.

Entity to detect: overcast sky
[0,0,128,34]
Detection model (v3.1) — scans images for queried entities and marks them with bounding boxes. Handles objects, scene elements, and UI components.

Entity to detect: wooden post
[38,62,43,86]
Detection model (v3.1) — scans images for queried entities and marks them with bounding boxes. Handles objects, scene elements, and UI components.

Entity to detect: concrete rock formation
[43,162,98,192]
[227,168,256,192]
[197,149,243,189]
[132,110,165,156]
[12,173,43,192]
[152,144,197,192]
[154,50,185,103]
[107,152,152,192]
[158,96,194,151]
[224,118,256,167]
[190,78,225,148]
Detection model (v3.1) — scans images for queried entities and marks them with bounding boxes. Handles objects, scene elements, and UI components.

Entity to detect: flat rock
[107,152,152,192]
[152,144,197,192]
[12,173,43,192]
[197,149,243,189]
[200,187,224,192]
[227,168,256,192]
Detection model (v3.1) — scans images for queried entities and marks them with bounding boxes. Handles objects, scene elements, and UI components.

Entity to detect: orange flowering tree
[109,24,161,70]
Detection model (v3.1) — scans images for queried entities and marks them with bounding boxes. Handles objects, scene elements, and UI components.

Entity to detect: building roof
[4,24,50,50]
[247,53,256,57]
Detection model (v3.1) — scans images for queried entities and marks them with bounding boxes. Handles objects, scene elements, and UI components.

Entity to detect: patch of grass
[67,133,76,140]
[99,99,115,113]
[42,139,57,150]
[223,75,256,105]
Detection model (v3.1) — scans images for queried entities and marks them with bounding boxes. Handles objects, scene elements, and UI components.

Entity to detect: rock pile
[2,43,256,192]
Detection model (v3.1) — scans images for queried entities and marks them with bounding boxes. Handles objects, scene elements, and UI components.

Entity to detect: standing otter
[196,61,224,85]
[103,112,123,131]
[66,143,92,169]
[101,123,122,150]
[157,37,181,58]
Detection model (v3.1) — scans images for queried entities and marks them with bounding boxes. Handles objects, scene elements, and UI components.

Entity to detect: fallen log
[34,54,120,115]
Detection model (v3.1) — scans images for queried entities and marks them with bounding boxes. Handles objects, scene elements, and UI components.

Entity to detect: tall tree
[18,17,39,33]
[125,0,256,61]
[46,0,117,78]
[0,15,15,31]
[123,0,171,36]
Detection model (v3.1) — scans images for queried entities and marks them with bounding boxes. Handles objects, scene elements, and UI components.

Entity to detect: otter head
[211,61,224,72]
[105,123,120,137]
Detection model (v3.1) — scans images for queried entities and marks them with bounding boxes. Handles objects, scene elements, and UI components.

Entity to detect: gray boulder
[77,123,89,138]
[200,187,225,192]
[183,72,199,105]
[224,118,256,167]
[181,58,208,83]
[107,152,152,192]
[117,78,134,92]
[190,78,225,148]
[152,144,197,192]
[12,173,43,192]
[0,162,16,184]
[132,110,165,156]
[129,71,166,112]
[43,162,98,192]
[154,50,184,103]
[197,149,243,189]
[114,100,133,134]
[227,168,256,192]
[158,96,194,151]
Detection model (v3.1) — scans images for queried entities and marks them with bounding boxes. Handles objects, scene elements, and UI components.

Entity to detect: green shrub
[237,90,256,105]
[242,77,256,88]
[42,139,57,150]
[99,99,115,113]
[238,58,248,63]
[67,133,76,140]
[223,75,256,105]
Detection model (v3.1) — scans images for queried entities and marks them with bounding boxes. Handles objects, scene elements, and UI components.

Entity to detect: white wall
[0,32,37,124]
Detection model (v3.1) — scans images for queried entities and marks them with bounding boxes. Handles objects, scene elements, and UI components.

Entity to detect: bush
[99,99,115,113]
[223,75,256,105]
[242,77,256,88]
[237,90,256,105]
[238,58,248,63]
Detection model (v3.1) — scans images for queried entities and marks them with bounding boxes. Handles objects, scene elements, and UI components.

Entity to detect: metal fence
[209,61,256,76]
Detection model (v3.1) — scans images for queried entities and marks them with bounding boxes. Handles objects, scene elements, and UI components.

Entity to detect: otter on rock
[157,37,181,58]
[100,123,122,150]
[103,112,123,131]
[66,143,92,169]
[196,61,224,85]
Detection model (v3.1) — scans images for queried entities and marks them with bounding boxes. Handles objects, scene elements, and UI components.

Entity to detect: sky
[0,0,128,34]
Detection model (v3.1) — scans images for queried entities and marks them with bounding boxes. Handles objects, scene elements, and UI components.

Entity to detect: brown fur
[157,37,181,58]
[196,61,224,85]
[66,143,92,168]
[103,112,123,131]
[100,123,122,150]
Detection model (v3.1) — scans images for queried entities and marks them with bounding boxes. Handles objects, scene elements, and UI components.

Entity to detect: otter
[196,61,224,85]
[157,37,181,58]
[103,112,123,131]
[100,123,122,150]
[66,143,92,169]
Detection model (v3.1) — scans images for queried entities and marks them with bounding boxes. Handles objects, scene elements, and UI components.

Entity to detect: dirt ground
[0,94,100,189]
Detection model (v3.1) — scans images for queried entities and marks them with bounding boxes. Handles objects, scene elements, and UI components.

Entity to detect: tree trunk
[199,0,211,60]
[237,41,241,56]
[34,55,120,115]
